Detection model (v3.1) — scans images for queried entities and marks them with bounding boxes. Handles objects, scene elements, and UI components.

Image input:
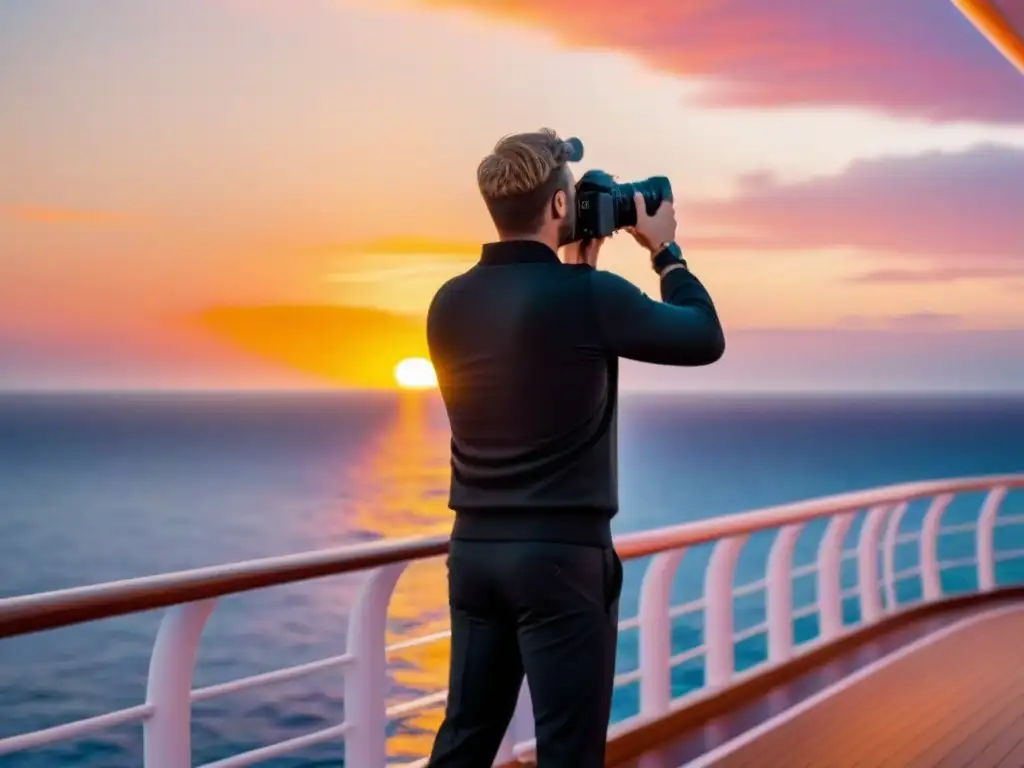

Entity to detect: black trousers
[427,539,623,768]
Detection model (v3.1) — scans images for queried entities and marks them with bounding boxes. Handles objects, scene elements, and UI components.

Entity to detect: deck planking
[702,608,1024,767]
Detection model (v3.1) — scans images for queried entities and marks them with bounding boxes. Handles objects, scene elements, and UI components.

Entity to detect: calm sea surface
[2,392,1024,766]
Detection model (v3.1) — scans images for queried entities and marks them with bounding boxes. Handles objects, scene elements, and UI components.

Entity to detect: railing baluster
[920,494,955,601]
[144,599,217,768]
[766,524,801,663]
[977,486,1009,591]
[704,536,747,689]
[637,549,686,716]
[344,562,406,768]
[857,504,890,624]
[817,512,855,639]
[882,501,909,611]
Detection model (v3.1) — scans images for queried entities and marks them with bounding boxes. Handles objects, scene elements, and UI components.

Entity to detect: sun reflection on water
[347,392,453,762]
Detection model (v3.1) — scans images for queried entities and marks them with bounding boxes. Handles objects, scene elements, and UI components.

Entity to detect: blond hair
[477,129,574,236]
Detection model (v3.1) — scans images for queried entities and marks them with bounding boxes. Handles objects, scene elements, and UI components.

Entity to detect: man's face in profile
[556,168,577,247]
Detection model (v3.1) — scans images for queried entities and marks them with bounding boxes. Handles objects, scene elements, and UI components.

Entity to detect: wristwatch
[651,241,686,274]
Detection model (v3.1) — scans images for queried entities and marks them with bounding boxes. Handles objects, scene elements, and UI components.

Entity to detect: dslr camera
[573,169,673,241]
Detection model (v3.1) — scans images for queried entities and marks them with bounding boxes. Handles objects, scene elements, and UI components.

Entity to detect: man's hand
[562,237,606,268]
[625,192,677,254]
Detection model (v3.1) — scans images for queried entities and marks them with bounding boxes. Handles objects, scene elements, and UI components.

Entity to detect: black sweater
[426,239,724,547]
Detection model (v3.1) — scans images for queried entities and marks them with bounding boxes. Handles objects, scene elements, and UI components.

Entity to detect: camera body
[573,170,673,241]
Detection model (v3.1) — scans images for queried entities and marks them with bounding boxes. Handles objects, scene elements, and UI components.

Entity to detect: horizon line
[2,387,1024,398]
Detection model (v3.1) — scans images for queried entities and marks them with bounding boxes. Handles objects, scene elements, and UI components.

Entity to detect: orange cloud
[197,304,428,389]
[311,237,480,311]
[0,204,134,227]
[344,236,480,257]
[298,236,480,258]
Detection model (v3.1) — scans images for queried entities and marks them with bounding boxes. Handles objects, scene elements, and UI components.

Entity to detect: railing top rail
[2,473,1022,639]
[0,535,448,639]
[614,473,1022,560]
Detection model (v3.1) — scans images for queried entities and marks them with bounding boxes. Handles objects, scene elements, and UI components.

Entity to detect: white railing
[1,474,1024,766]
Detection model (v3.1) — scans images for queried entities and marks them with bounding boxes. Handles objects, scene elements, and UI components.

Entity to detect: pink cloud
[849,266,1024,284]
[836,313,962,330]
[0,327,320,391]
[688,144,1024,273]
[417,0,1024,122]
[619,328,1024,392]
[884,313,962,330]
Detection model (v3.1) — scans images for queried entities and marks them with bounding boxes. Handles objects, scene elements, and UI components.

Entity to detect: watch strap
[651,241,686,273]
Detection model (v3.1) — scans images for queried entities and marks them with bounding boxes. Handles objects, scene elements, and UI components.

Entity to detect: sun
[393,357,438,390]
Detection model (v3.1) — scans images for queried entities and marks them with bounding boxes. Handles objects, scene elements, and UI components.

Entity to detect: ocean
[2,391,1023,766]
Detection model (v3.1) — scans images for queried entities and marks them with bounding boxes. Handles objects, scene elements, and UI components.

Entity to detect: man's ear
[553,189,567,219]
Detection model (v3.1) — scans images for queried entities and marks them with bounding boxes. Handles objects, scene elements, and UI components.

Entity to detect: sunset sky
[2,0,1024,391]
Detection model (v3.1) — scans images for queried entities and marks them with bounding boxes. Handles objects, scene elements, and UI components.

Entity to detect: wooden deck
[693,606,1024,767]
[608,603,1024,768]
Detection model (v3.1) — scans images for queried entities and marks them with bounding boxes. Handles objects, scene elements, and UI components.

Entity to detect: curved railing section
[1,474,1023,766]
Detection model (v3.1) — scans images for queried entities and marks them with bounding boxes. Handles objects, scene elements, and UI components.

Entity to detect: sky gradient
[2,0,1023,391]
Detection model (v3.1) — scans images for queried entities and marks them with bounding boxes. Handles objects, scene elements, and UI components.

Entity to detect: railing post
[817,512,854,639]
[704,536,747,689]
[144,599,217,768]
[977,486,1009,591]
[857,505,890,623]
[882,501,908,612]
[766,524,801,664]
[344,562,406,768]
[920,494,954,601]
[637,549,685,716]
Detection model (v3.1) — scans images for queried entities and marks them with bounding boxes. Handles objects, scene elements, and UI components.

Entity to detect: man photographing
[426,129,724,767]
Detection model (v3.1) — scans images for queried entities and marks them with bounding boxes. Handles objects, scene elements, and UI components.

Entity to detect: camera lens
[614,176,673,229]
